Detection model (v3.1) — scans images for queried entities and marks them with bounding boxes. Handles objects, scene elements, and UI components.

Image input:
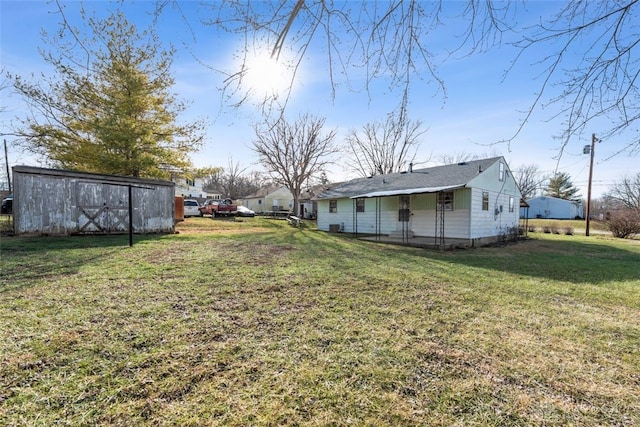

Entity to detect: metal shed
[12,166,175,236]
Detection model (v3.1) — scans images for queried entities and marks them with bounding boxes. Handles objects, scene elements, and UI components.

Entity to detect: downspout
[468,188,473,247]
[353,198,357,238]
[376,197,381,240]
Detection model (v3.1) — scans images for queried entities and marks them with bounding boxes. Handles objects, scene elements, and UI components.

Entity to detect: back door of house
[397,195,411,230]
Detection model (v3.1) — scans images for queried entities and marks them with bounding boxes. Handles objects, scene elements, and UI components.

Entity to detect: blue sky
[1,1,637,199]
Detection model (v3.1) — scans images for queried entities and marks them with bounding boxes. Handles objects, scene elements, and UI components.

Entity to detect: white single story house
[314,157,522,248]
[520,196,583,219]
[240,185,294,214]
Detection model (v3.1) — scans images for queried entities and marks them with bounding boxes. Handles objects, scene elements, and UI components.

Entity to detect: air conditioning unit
[329,224,341,233]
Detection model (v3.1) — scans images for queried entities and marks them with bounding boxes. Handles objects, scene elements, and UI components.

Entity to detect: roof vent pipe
[478,165,483,173]
[409,162,413,173]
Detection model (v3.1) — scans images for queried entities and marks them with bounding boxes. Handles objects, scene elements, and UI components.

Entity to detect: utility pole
[3,139,11,193]
[585,133,599,236]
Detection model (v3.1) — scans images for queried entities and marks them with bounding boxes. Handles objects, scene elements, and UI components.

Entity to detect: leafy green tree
[545,172,581,202]
[12,11,204,178]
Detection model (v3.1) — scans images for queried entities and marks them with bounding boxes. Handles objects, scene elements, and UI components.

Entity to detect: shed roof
[315,157,503,200]
[13,165,175,188]
[526,195,581,205]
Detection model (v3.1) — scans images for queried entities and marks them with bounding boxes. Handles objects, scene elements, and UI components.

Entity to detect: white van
[183,199,202,217]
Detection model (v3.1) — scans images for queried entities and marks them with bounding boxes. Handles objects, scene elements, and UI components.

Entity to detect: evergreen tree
[545,172,581,202]
[12,12,204,178]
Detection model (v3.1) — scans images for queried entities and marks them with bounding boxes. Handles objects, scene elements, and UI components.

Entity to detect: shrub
[500,226,520,242]
[563,226,574,235]
[542,225,552,233]
[527,224,536,233]
[551,224,561,234]
[606,209,640,238]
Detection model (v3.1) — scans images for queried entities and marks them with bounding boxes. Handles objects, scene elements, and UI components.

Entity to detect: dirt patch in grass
[175,217,277,236]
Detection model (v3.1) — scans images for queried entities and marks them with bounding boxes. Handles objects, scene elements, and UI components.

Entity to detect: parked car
[1,194,12,214]
[236,205,255,217]
[183,199,202,217]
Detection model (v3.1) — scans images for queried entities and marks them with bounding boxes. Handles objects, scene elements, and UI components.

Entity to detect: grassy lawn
[1,217,639,425]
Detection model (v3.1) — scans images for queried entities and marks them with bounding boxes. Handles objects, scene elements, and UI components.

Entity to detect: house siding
[317,198,353,232]
[411,208,471,238]
[353,198,383,234]
[174,177,210,198]
[467,161,521,239]
[315,157,523,246]
[243,187,293,213]
[410,191,471,238]
[320,192,474,238]
[469,187,519,239]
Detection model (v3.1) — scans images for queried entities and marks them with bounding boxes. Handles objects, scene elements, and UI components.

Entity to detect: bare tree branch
[252,113,338,216]
[149,1,640,158]
[605,172,640,209]
[345,111,426,177]
[513,164,546,200]
[507,1,640,156]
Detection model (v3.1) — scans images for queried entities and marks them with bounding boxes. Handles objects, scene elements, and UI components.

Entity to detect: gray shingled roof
[242,184,285,199]
[315,157,503,200]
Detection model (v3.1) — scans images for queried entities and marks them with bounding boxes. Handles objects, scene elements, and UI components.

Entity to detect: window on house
[482,191,489,211]
[499,162,505,181]
[356,198,365,212]
[509,196,515,213]
[437,191,454,211]
[329,200,337,213]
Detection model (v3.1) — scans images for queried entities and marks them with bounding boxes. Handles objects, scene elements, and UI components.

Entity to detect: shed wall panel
[13,166,174,236]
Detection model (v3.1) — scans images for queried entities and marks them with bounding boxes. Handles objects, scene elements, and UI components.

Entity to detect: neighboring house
[12,166,176,236]
[314,157,522,247]
[240,185,294,214]
[520,196,584,219]
[173,176,218,199]
[299,184,332,219]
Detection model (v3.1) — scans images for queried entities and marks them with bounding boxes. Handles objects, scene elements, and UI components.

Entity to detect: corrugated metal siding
[522,196,582,219]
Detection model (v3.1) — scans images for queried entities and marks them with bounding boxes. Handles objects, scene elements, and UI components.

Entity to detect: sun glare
[244,51,292,100]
